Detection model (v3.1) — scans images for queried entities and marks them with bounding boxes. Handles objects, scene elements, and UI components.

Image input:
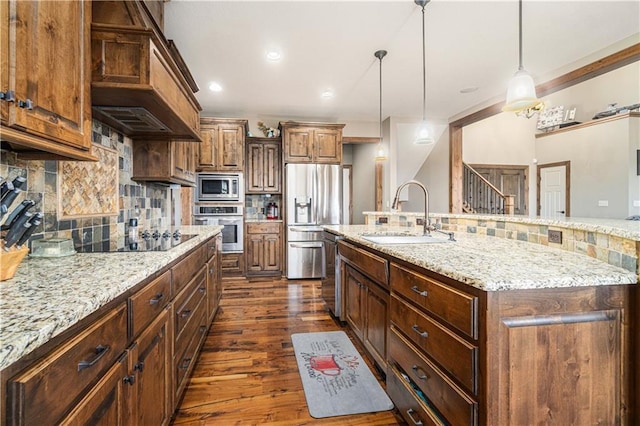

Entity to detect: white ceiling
[164,0,640,126]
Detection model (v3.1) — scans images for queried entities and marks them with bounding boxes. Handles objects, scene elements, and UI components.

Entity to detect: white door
[540,165,567,218]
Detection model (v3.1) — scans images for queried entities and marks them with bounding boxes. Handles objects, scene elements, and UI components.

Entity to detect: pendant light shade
[503,0,542,115]
[414,0,434,145]
[375,49,388,161]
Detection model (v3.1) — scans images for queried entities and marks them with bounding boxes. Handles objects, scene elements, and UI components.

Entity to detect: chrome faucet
[392,180,432,235]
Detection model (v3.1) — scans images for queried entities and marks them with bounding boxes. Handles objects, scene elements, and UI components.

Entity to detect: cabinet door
[130,307,172,426]
[364,278,389,370]
[172,141,197,185]
[246,233,265,272]
[263,233,281,272]
[314,128,342,164]
[217,124,244,170]
[246,142,264,192]
[263,142,281,192]
[344,265,365,340]
[283,128,313,163]
[59,352,131,426]
[198,125,218,169]
[206,254,220,323]
[3,0,91,150]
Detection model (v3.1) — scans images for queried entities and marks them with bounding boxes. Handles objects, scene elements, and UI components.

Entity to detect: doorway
[470,164,528,215]
[538,161,570,218]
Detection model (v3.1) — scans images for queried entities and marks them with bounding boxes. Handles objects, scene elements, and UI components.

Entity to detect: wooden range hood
[91,1,202,141]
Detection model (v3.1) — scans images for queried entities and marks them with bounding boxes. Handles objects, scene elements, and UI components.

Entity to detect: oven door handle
[290,242,323,249]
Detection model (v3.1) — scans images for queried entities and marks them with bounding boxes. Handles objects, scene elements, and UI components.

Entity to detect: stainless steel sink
[360,233,452,245]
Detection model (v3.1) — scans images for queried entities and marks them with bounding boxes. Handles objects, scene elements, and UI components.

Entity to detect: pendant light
[374,49,388,162]
[503,0,542,116]
[414,0,433,145]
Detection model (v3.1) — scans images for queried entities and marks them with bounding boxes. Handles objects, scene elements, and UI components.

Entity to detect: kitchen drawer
[387,365,446,426]
[129,270,172,338]
[8,303,128,425]
[174,306,208,399]
[391,263,478,339]
[173,245,207,294]
[247,222,280,234]
[389,329,477,425]
[174,266,207,345]
[391,295,478,394]
[338,240,388,287]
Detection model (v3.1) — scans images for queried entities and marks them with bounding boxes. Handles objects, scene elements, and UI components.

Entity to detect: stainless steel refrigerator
[285,163,341,279]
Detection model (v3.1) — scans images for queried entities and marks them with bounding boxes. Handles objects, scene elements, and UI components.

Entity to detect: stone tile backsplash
[364,212,639,274]
[0,121,171,252]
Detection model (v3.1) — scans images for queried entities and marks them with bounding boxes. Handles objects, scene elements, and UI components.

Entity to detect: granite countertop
[0,225,222,371]
[363,212,640,240]
[324,224,637,292]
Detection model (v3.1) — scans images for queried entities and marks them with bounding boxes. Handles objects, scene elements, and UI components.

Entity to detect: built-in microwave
[196,173,243,202]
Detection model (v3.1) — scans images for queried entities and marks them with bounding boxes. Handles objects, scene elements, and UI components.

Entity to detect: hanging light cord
[421,3,426,122]
[518,0,523,71]
[379,55,383,141]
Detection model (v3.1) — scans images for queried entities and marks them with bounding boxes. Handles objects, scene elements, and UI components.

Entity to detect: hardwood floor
[172,277,403,425]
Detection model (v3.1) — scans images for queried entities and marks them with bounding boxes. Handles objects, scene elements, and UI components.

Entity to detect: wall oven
[196,173,243,202]
[194,204,243,252]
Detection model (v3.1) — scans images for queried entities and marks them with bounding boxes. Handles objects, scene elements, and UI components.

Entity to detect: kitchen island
[324,222,638,425]
[0,225,222,425]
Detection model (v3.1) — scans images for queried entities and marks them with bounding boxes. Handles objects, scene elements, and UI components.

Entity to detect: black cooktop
[116,232,197,252]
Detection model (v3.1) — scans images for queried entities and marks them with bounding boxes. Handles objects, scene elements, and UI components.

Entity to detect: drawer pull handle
[412,325,428,338]
[411,365,429,380]
[411,286,428,297]
[180,309,192,318]
[180,357,192,369]
[406,408,423,426]
[78,345,110,371]
[149,293,164,305]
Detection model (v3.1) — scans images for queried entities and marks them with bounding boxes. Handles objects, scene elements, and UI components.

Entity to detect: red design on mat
[309,354,342,376]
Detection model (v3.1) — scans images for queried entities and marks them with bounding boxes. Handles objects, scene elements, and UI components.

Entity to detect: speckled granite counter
[324,224,637,292]
[0,225,222,370]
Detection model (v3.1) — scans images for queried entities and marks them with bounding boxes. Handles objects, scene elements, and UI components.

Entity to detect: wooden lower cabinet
[59,351,131,425]
[2,234,222,425]
[342,261,388,371]
[129,307,172,426]
[245,222,282,277]
[221,252,244,276]
[206,235,223,323]
[338,240,635,425]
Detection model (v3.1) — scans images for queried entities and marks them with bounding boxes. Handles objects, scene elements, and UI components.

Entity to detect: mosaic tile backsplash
[0,121,171,252]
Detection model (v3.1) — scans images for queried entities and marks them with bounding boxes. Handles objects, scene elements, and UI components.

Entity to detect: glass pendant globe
[503,70,541,112]
[414,121,434,145]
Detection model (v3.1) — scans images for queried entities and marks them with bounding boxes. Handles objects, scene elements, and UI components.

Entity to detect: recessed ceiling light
[460,86,478,94]
[321,90,334,99]
[208,81,223,92]
[266,49,281,62]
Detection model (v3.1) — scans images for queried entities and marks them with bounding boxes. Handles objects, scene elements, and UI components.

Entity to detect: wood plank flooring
[172,277,403,425]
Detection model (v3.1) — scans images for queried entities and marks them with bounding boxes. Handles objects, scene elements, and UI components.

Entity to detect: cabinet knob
[17,98,33,110]
[123,374,136,385]
[0,90,15,102]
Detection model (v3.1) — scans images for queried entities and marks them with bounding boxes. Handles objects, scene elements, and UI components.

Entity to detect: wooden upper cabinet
[246,137,281,193]
[280,122,344,164]
[198,118,247,172]
[0,0,94,160]
[91,0,201,141]
[132,140,197,186]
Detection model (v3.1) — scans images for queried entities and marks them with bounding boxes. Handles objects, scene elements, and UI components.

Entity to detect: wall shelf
[536,111,639,139]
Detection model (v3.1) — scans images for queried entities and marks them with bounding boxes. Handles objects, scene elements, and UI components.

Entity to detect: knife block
[0,244,29,281]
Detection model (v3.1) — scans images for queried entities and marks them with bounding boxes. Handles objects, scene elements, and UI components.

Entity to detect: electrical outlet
[377,216,388,224]
[416,218,424,226]
[598,200,609,207]
[548,229,563,244]
[634,200,640,207]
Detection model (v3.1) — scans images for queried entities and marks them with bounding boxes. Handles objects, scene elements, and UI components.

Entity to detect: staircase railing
[463,162,515,215]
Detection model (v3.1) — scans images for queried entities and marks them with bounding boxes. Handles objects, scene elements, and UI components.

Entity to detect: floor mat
[291,330,394,419]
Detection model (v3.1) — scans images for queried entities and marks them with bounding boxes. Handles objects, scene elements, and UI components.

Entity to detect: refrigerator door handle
[290,242,323,249]
[289,226,324,233]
